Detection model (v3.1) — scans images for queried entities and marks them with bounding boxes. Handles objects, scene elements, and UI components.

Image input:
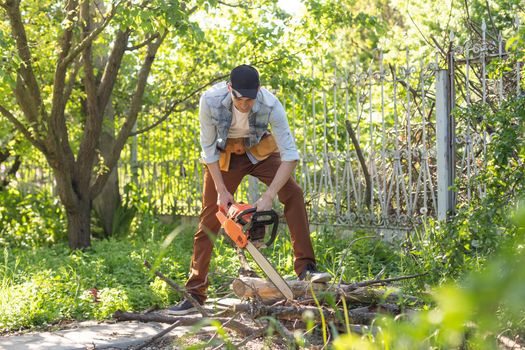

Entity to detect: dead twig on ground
[132,321,180,350]
[144,260,208,317]
[113,310,262,338]
[344,272,428,290]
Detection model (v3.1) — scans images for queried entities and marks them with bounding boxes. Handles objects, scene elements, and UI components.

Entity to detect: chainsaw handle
[251,210,279,247]
[235,207,257,225]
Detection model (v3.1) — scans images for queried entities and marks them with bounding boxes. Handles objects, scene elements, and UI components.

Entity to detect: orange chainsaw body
[215,203,254,249]
[216,203,294,300]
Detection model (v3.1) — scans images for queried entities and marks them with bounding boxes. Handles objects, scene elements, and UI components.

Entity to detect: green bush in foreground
[0,188,66,248]
[334,203,525,350]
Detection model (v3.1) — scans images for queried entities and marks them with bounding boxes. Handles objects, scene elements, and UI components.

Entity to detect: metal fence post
[436,69,455,220]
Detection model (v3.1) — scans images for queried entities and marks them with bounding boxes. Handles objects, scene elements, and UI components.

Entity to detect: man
[169,64,330,315]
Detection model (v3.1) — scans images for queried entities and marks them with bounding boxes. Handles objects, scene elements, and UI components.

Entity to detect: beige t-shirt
[227,106,250,138]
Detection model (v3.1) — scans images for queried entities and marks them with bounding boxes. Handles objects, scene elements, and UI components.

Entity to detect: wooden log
[231,276,326,302]
[232,276,418,305]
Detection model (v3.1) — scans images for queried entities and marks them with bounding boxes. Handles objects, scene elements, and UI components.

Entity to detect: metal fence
[10,17,523,231]
[289,56,438,229]
[451,18,523,208]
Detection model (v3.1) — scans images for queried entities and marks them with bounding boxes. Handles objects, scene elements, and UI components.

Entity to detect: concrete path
[0,298,242,350]
[0,320,178,350]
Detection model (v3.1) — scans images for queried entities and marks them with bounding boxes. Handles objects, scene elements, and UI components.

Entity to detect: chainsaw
[216,203,294,301]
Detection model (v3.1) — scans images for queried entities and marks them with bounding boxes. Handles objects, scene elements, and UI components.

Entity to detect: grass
[0,225,194,332]
[2,207,523,349]
[0,212,435,333]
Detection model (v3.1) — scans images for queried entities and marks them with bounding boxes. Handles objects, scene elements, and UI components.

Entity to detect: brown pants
[185,153,316,302]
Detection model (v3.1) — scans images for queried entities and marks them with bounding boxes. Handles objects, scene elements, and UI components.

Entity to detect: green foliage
[0,208,420,333]
[330,95,525,347]
[453,96,525,252]
[0,188,66,248]
[333,202,525,349]
[0,232,192,331]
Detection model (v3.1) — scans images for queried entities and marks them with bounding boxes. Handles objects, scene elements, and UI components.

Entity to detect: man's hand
[255,193,273,211]
[205,161,233,211]
[217,189,234,211]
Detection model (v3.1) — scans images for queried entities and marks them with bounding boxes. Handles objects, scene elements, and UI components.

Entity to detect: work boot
[167,295,203,315]
[298,263,331,283]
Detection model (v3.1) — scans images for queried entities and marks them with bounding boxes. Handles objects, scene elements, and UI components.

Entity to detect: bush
[0,187,66,248]
[0,234,194,331]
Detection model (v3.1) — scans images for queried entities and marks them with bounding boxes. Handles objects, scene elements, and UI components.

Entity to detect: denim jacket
[199,82,300,164]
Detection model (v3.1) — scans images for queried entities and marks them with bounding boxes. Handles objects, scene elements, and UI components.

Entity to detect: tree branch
[430,35,447,58]
[133,321,180,350]
[132,74,226,136]
[113,311,260,338]
[345,119,372,209]
[48,0,79,169]
[0,104,45,153]
[62,0,121,66]
[97,29,131,110]
[484,0,497,35]
[4,0,45,124]
[90,31,166,199]
[125,33,159,51]
[63,57,82,104]
[0,155,21,190]
[217,0,254,9]
[143,260,208,317]
[77,0,102,189]
[343,272,428,290]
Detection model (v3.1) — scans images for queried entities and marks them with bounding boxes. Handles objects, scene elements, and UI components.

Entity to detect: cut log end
[232,276,328,302]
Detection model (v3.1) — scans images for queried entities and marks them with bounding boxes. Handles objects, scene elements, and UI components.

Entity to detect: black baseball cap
[230,64,260,99]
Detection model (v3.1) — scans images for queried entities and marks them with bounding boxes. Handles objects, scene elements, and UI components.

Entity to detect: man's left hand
[255,193,274,211]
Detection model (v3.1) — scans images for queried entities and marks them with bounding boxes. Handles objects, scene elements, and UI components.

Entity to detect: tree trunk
[93,164,119,237]
[66,196,92,249]
[54,165,92,250]
[93,101,120,237]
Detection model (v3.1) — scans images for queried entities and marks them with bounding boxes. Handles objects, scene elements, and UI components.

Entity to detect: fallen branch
[497,334,524,350]
[333,235,376,285]
[207,311,241,347]
[211,326,268,350]
[230,303,384,326]
[132,321,180,350]
[113,310,260,338]
[231,327,268,348]
[269,318,297,349]
[144,260,208,317]
[343,272,428,290]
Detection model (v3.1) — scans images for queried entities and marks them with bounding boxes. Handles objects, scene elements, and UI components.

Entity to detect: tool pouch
[248,133,278,161]
[219,138,246,171]
[218,134,278,172]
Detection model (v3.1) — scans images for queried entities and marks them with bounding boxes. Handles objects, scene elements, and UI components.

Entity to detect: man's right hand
[206,161,233,211]
[217,189,234,211]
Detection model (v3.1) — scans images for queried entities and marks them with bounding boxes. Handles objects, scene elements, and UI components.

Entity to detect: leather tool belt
[219,133,278,171]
